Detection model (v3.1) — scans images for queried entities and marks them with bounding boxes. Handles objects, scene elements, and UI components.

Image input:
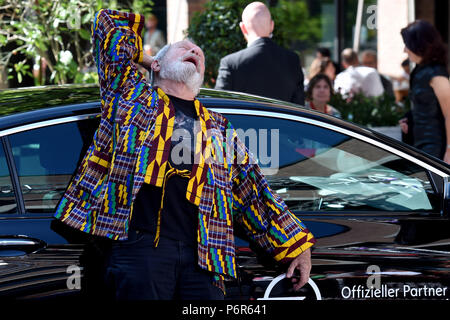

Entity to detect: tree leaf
[78,28,91,40]
[82,14,92,24]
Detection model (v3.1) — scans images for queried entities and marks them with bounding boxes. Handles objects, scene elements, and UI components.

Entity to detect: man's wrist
[295,247,311,259]
[140,54,154,69]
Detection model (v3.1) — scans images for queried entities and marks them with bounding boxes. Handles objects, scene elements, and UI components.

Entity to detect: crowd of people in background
[212,2,450,164]
[333,47,385,98]
[308,22,450,165]
[212,2,406,120]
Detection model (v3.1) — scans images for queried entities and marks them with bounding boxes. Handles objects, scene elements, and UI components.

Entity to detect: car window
[8,118,99,213]
[225,114,439,213]
[0,143,16,214]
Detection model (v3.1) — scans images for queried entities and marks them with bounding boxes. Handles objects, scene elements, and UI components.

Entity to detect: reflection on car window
[226,114,438,213]
[0,143,16,214]
[9,118,99,213]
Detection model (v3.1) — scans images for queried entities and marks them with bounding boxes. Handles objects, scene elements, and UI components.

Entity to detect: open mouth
[183,56,198,67]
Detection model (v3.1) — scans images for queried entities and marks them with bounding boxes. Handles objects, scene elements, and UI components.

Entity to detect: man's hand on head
[141,53,154,70]
[286,248,312,291]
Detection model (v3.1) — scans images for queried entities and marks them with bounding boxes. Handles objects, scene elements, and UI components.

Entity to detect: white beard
[159,58,204,95]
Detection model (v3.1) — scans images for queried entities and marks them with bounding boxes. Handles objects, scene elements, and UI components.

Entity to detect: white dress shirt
[334,65,385,97]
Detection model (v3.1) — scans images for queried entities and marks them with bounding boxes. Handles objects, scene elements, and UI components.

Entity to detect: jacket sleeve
[215,57,233,90]
[229,125,316,264]
[364,70,385,97]
[290,55,305,106]
[92,9,145,100]
[291,67,305,106]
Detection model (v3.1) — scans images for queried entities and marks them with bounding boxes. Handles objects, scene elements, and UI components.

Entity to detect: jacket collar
[149,87,215,206]
[247,37,272,48]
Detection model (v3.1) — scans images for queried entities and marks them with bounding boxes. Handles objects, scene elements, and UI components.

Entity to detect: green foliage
[8,60,32,84]
[0,0,153,87]
[187,0,252,87]
[74,72,99,84]
[270,0,321,51]
[330,93,409,127]
[52,50,79,84]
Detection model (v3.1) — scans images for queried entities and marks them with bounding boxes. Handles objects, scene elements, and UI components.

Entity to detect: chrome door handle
[0,235,46,255]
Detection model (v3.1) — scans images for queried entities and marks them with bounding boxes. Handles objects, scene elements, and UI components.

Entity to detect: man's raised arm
[92,9,146,95]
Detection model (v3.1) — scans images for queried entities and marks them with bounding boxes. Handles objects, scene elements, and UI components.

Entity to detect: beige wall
[166,0,207,43]
[166,0,189,43]
[377,0,411,77]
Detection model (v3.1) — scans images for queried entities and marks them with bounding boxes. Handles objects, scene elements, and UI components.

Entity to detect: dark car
[0,84,449,300]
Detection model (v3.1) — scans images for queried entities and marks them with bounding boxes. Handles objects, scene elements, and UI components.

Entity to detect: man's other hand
[286,248,312,291]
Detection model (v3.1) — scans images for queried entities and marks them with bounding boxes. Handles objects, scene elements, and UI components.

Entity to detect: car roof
[0,84,100,117]
[0,83,300,117]
[0,83,352,130]
[1,84,449,174]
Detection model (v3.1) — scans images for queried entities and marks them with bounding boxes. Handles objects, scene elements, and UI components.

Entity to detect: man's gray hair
[154,43,172,62]
[150,43,172,85]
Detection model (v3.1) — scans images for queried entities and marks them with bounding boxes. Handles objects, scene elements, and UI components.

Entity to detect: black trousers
[102,230,224,300]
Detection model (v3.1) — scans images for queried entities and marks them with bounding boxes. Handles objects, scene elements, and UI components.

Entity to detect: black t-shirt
[130,95,198,246]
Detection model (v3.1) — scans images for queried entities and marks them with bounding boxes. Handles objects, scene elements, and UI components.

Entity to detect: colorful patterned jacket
[54,9,316,281]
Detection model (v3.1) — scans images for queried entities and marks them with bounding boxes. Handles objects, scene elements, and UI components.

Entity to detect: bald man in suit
[215,2,305,106]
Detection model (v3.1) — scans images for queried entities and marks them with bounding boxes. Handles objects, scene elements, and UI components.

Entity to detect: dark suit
[380,74,395,98]
[215,37,305,106]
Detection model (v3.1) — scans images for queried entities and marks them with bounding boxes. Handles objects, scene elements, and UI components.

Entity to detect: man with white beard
[152,41,204,95]
[54,9,316,300]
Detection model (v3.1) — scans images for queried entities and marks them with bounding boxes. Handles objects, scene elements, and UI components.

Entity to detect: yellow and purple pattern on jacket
[55,9,316,288]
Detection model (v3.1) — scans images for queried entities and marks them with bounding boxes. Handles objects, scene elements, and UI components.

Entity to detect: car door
[220,109,450,300]
[0,114,99,299]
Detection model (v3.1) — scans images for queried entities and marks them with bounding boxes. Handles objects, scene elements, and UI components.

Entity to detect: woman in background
[308,58,336,83]
[400,20,450,163]
[305,73,340,118]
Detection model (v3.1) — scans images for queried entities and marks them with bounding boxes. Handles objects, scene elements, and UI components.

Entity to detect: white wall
[377,0,411,77]
[166,0,189,43]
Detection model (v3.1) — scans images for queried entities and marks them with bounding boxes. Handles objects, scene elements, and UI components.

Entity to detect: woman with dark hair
[308,58,336,82]
[305,74,341,117]
[400,20,450,163]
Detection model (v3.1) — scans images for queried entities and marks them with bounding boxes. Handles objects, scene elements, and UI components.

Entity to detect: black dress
[409,63,449,159]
